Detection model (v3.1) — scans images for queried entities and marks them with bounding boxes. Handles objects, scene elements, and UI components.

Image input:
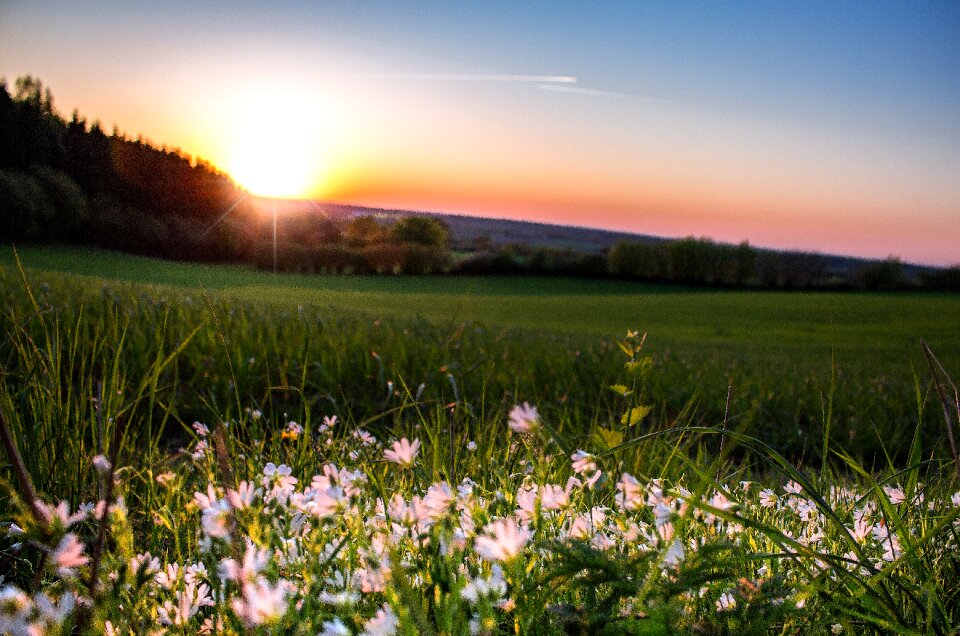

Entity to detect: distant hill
[302,201,940,280]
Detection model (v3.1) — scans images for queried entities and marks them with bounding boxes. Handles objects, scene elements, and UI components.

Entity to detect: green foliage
[391,216,450,248]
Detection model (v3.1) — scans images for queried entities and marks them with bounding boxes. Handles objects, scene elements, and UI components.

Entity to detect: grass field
[4,245,959,461]
[2,245,960,633]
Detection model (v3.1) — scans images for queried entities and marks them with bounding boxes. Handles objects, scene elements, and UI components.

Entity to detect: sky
[2,1,959,265]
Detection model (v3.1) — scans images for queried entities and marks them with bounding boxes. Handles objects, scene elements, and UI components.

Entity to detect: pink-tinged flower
[850,514,872,543]
[570,450,597,475]
[262,463,297,491]
[883,484,906,505]
[758,488,778,508]
[360,603,399,636]
[508,402,539,434]
[201,499,233,539]
[130,552,160,577]
[155,563,181,589]
[92,454,112,476]
[616,473,644,510]
[784,480,803,495]
[383,438,420,466]
[226,481,262,510]
[219,542,270,584]
[475,516,532,562]
[540,484,568,510]
[423,481,454,518]
[158,581,214,626]
[51,532,89,578]
[231,577,290,626]
[35,500,87,528]
[192,421,210,437]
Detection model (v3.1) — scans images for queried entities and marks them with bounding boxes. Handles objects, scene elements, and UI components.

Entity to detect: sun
[221,91,335,199]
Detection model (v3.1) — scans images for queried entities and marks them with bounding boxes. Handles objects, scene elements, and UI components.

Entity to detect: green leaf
[621,405,653,426]
[593,427,625,450]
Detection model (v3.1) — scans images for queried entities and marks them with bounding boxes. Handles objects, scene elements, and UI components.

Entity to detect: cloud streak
[360,73,577,84]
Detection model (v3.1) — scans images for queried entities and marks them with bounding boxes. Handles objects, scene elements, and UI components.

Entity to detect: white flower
[92,454,112,476]
[51,533,89,578]
[570,450,597,475]
[231,577,290,626]
[155,563,180,589]
[320,617,351,636]
[467,440,478,451]
[616,473,644,510]
[784,480,803,495]
[475,516,531,562]
[758,488,778,508]
[360,603,398,636]
[201,500,233,538]
[383,438,420,466]
[130,552,160,577]
[662,539,685,568]
[716,592,737,612]
[883,484,906,505]
[508,402,538,434]
[226,481,262,510]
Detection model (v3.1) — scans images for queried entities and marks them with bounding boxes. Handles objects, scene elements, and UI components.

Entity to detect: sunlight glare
[222,89,334,199]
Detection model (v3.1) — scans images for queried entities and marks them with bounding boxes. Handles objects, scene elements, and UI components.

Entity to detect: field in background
[4,244,959,463]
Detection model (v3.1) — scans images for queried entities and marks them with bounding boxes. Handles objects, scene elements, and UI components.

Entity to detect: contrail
[361,73,577,84]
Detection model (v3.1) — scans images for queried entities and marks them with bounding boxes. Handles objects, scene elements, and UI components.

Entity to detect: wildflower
[467,440,478,451]
[92,454,112,476]
[51,533,89,578]
[155,563,180,589]
[226,481,262,510]
[251,409,263,420]
[158,582,214,626]
[383,438,420,466]
[201,499,233,538]
[758,488,778,508]
[508,402,539,434]
[663,539,685,568]
[192,421,210,437]
[540,484,568,510]
[461,566,507,603]
[475,516,531,562]
[231,577,290,626]
[716,592,737,612]
[320,617,351,636]
[361,603,399,636]
[155,471,175,487]
[784,481,803,495]
[616,473,644,510]
[34,500,86,528]
[570,450,597,475]
[282,421,303,440]
[130,552,161,577]
[883,484,906,505]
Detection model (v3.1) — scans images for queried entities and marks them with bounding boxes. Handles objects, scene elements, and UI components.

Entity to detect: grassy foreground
[1,246,959,633]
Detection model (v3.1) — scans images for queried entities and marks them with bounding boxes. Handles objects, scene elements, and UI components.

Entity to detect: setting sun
[220,90,335,199]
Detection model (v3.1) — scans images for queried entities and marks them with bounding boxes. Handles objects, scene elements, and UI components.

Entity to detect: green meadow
[3,245,959,462]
